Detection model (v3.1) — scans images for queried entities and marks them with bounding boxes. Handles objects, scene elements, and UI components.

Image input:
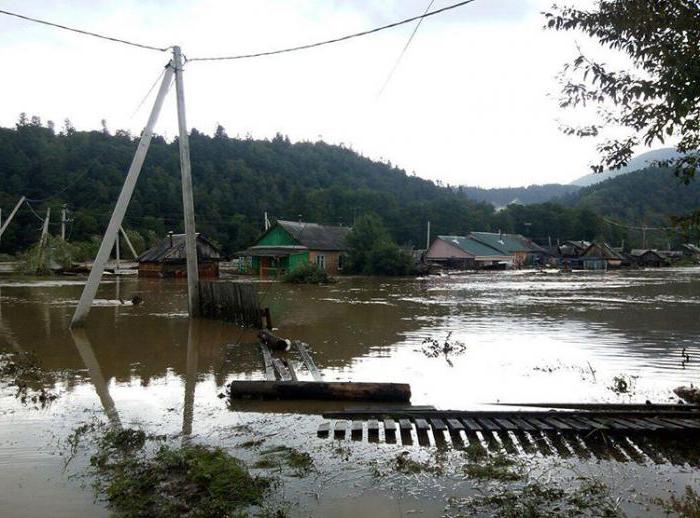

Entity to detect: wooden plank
[399,419,413,432]
[286,361,299,382]
[476,417,500,431]
[541,417,573,431]
[575,416,608,430]
[611,417,649,431]
[430,418,448,431]
[656,417,700,430]
[591,417,627,431]
[384,419,397,443]
[229,381,411,402]
[557,417,591,431]
[509,417,536,432]
[334,421,348,439]
[367,420,379,441]
[414,418,430,431]
[461,418,483,432]
[351,420,363,439]
[271,358,292,381]
[446,418,465,432]
[383,419,397,432]
[317,422,330,437]
[494,418,518,431]
[294,341,322,381]
[259,344,276,381]
[524,417,554,431]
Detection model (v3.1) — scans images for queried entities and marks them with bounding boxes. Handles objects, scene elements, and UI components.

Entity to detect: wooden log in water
[259,344,276,381]
[258,329,290,351]
[674,386,700,405]
[229,381,411,402]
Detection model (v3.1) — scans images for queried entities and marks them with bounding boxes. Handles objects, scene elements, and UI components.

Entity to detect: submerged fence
[198,281,262,327]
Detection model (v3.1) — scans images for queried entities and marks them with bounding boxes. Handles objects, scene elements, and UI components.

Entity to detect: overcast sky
[0,0,645,188]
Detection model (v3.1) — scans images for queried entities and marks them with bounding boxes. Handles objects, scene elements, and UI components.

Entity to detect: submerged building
[425,235,512,269]
[241,220,351,277]
[138,233,222,278]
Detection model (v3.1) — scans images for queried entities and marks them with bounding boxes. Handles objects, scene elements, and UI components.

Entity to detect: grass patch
[284,262,334,284]
[463,453,524,482]
[393,451,444,475]
[448,477,622,517]
[83,426,271,517]
[255,445,314,477]
[0,352,59,406]
[654,485,700,517]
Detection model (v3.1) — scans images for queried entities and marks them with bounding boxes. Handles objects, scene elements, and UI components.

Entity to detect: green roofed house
[468,231,547,267]
[240,220,351,278]
[425,235,513,269]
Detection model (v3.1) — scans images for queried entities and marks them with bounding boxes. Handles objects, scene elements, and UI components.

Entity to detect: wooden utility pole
[173,46,200,317]
[71,65,174,327]
[0,196,26,241]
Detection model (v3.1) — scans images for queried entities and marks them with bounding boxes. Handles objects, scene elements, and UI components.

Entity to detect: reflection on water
[1,268,699,515]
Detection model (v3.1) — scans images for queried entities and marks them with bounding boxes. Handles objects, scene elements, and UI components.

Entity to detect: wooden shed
[628,249,669,268]
[138,233,222,278]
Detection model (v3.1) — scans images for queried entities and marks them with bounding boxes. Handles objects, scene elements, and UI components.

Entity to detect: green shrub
[284,262,333,284]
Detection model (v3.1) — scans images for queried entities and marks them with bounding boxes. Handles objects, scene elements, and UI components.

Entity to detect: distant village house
[138,232,222,278]
[425,235,512,269]
[240,220,350,277]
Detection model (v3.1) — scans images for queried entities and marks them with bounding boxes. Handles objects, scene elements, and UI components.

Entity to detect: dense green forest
[0,118,692,257]
[459,183,581,207]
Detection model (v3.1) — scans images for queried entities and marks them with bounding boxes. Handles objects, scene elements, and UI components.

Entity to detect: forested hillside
[568,167,700,228]
[459,183,580,207]
[0,119,500,255]
[1,119,692,257]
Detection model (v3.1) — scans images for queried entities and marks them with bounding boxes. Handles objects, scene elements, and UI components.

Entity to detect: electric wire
[186,0,476,62]
[602,217,681,232]
[377,0,436,98]
[0,9,170,52]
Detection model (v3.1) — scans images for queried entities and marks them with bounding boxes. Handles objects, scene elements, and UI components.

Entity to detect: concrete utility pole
[119,226,139,259]
[173,46,200,317]
[115,233,121,272]
[0,196,26,241]
[61,205,67,240]
[0,209,3,243]
[71,64,174,327]
[426,221,431,250]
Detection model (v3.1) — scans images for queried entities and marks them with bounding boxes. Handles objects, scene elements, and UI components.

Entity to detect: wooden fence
[198,281,262,327]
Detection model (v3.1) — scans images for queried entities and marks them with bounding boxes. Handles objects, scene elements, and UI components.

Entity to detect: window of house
[315,254,326,270]
[337,254,344,271]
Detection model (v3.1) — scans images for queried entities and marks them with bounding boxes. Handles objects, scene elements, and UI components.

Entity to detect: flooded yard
[1,268,699,516]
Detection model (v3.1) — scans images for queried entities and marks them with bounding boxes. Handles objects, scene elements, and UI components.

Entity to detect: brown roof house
[138,232,222,278]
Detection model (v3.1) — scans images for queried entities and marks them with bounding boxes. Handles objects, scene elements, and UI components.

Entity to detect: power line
[602,217,680,232]
[186,0,477,62]
[0,8,170,52]
[377,0,436,98]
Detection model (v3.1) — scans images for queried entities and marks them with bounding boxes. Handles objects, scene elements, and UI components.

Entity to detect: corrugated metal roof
[469,232,542,254]
[138,233,222,263]
[277,220,350,251]
[436,236,510,258]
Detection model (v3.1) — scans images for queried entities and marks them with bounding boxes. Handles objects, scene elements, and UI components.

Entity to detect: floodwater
[1,268,700,516]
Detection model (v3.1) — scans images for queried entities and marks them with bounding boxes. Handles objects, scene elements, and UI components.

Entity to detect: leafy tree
[346,214,414,275]
[546,1,700,182]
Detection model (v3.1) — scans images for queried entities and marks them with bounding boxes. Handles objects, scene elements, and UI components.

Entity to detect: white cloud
[0,0,621,187]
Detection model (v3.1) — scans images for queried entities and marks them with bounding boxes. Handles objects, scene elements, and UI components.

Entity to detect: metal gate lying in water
[316,406,700,464]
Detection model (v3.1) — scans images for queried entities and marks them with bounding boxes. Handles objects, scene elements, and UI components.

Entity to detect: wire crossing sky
[0,1,477,62]
[0,0,625,188]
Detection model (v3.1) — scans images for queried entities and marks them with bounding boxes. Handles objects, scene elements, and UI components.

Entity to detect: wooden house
[425,236,512,269]
[468,232,547,267]
[677,243,700,261]
[241,220,350,277]
[628,249,669,268]
[138,233,222,278]
[581,242,625,270]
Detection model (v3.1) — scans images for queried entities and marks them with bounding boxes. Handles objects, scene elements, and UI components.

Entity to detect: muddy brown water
[1,268,699,516]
